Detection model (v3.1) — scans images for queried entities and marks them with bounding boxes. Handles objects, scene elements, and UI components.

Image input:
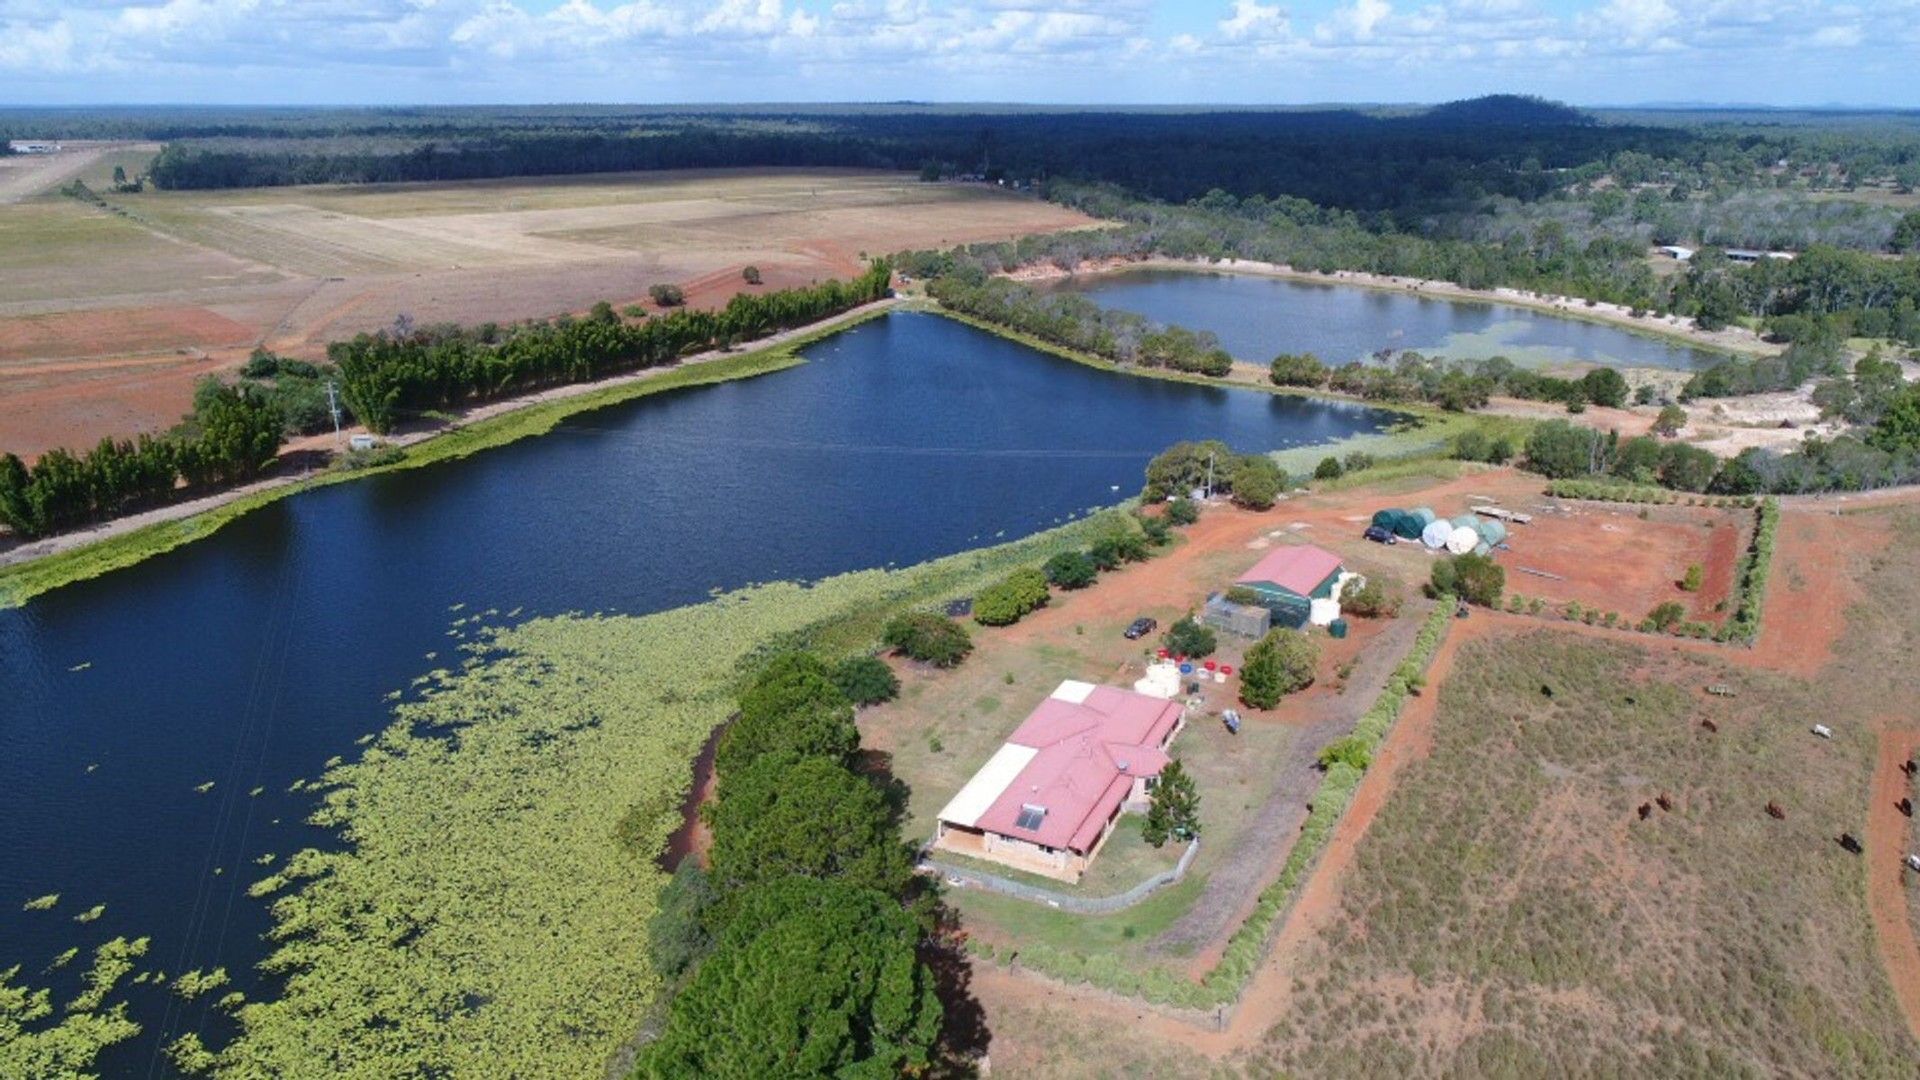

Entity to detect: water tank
[1421,520,1453,549]
[1475,519,1508,546]
[1391,511,1424,540]
[1410,507,1437,528]
[1446,526,1479,554]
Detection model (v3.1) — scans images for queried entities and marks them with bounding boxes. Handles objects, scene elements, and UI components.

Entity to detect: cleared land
[0,167,1093,457]
[953,471,1920,1078]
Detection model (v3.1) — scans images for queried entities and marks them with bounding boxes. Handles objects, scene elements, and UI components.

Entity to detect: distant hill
[1417,94,1595,127]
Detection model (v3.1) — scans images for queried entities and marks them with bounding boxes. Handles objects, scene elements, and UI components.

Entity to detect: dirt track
[1866,726,1920,1044]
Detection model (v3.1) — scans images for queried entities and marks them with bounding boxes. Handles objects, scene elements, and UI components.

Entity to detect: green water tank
[1329,618,1349,639]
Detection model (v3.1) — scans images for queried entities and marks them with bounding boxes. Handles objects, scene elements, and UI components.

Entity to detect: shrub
[1088,532,1149,570]
[1163,617,1217,659]
[1342,577,1401,619]
[648,283,686,306]
[1239,628,1319,708]
[1646,600,1686,632]
[1229,457,1285,510]
[1431,552,1504,607]
[831,656,900,706]
[1044,550,1098,590]
[973,567,1051,626]
[1223,585,1262,606]
[1136,513,1173,547]
[1314,456,1344,481]
[1680,563,1703,592]
[1165,497,1199,526]
[882,612,972,667]
[1317,735,1374,771]
[741,265,762,285]
[1342,451,1376,473]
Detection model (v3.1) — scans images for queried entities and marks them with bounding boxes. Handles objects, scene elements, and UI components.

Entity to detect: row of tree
[1273,349,1630,412]
[926,271,1233,376]
[335,263,892,433]
[636,652,943,1076]
[0,383,283,538]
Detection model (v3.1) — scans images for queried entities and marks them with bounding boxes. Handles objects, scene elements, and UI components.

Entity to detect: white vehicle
[1811,724,1834,739]
[1906,854,1920,873]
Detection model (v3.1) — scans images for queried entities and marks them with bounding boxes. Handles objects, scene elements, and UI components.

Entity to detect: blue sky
[1,0,1914,107]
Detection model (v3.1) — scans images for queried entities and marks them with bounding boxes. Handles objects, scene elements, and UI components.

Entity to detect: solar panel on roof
[1014,804,1047,831]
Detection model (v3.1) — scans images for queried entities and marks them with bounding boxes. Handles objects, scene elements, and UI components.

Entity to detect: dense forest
[48,97,1908,227]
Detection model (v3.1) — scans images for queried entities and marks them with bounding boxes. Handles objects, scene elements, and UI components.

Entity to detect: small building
[1656,245,1695,262]
[933,680,1185,882]
[1235,544,1348,629]
[1202,592,1272,639]
[348,434,381,452]
[1725,248,1795,264]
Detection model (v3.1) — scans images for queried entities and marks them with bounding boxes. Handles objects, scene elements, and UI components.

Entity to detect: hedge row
[975,599,1456,1011]
[1504,593,1719,639]
[1721,498,1780,645]
[1545,479,1759,509]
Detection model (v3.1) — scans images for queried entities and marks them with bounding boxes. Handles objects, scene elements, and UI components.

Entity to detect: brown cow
[1900,797,1913,818]
[1766,801,1785,820]
[1700,719,1718,733]
[1656,794,1674,812]
[1839,832,1863,854]
[1637,803,1652,821]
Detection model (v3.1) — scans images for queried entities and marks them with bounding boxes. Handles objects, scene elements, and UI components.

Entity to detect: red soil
[1866,726,1920,1044]
[0,305,254,363]
[1493,503,1743,627]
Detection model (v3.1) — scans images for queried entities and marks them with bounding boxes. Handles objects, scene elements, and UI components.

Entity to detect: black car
[1124,616,1157,640]
[1363,524,1397,545]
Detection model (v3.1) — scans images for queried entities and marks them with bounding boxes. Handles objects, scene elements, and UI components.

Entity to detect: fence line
[923,838,1200,914]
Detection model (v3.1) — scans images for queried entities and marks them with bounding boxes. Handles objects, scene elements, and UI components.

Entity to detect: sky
[0,0,1915,108]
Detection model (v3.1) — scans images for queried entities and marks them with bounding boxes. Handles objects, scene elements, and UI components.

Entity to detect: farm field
[960,471,1920,1078]
[0,166,1094,458]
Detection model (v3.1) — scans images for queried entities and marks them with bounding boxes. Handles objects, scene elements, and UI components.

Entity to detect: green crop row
[1545,478,1759,509]
[1720,498,1780,645]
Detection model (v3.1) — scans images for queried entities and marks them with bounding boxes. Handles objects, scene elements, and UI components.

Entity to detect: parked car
[1124,616,1157,640]
[1363,524,1397,545]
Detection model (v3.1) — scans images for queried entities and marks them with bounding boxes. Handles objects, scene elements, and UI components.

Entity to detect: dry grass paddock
[0,167,1093,457]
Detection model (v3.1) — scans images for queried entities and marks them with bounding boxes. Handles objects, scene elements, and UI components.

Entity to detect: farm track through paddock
[0,167,1093,458]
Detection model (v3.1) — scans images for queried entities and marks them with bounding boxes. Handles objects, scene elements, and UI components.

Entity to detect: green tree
[1431,552,1505,607]
[882,612,973,667]
[1580,366,1629,408]
[1269,352,1328,387]
[705,753,913,901]
[1141,759,1201,847]
[1646,600,1686,631]
[648,283,686,306]
[1164,497,1199,526]
[831,656,900,707]
[635,878,941,1079]
[647,861,718,980]
[741,265,763,285]
[1680,563,1703,592]
[1652,404,1688,437]
[1238,628,1319,708]
[1524,419,1607,478]
[1869,382,1920,452]
[177,381,284,487]
[1892,211,1920,254]
[1044,549,1098,589]
[1162,617,1216,658]
[1317,735,1373,771]
[1142,439,1232,500]
[717,653,859,777]
[1229,456,1285,510]
[1342,577,1401,618]
[973,567,1050,626]
[1313,456,1344,481]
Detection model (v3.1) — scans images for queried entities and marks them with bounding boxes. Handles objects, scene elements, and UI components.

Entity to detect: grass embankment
[198,507,1138,1077]
[968,600,1455,1010]
[0,308,886,611]
[1247,627,1918,1076]
[922,302,1536,478]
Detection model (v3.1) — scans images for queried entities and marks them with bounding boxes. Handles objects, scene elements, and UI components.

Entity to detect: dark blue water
[0,311,1393,1072]
[1046,268,1730,372]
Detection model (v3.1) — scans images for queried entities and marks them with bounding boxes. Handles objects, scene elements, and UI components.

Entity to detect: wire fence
[924,838,1200,915]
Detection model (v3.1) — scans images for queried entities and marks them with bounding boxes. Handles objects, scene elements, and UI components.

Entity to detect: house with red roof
[933,680,1186,882]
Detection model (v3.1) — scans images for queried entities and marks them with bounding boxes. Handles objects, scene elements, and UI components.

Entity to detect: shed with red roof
[933,680,1186,882]
[1235,543,1345,629]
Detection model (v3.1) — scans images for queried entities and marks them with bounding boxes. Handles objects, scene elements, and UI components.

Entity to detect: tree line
[633,652,944,1076]
[0,384,283,538]
[926,271,1233,376]
[1272,349,1630,412]
[335,262,891,433]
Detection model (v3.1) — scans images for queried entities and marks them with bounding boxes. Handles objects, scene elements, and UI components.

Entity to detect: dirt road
[1866,725,1920,1044]
[0,141,150,203]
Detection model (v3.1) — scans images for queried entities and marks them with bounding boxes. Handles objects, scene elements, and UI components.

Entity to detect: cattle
[1700,719,1718,733]
[1839,832,1864,854]
[1903,759,1918,777]
[1900,797,1914,819]
[1637,803,1652,821]
[1656,793,1674,812]
[1766,801,1785,820]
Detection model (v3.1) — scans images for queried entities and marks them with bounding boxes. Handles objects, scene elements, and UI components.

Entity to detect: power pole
[325,380,344,447]
[1205,452,1215,500]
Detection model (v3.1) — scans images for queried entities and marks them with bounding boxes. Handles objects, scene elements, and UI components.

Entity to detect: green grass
[0,306,886,612]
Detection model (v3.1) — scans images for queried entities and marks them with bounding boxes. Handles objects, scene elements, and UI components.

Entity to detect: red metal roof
[971,685,1183,854]
[1237,543,1343,597]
